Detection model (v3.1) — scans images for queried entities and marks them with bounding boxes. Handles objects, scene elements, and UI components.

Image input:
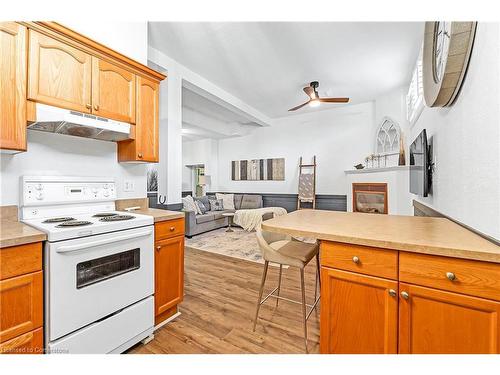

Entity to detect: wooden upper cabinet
[320,267,398,354]
[0,22,27,152]
[92,57,136,123]
[118,76,159,162]
[28,30,92,113]
[399,283,500,354]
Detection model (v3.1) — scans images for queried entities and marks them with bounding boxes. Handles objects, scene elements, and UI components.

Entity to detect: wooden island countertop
[262,210,500,263]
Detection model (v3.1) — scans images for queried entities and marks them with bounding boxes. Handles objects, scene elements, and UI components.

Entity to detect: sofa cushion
[216,193,235,210]
[195,200,208,214]
[233,194,244,210]
[194,195,210,208]
[182,195,199,213]
[209,199,224,211]
[196,213,216,224]
[240,194,263,209]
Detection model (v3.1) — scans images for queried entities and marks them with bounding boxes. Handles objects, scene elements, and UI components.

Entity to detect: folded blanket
[233,207,287,231]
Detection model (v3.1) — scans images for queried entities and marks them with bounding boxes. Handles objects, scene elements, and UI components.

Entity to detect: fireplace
[352,183,388,214]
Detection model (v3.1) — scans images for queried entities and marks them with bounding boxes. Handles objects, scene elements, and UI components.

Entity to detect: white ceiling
[149,22,424,118]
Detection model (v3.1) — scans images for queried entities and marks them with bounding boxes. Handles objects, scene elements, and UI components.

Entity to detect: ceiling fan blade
[318,97,350,103]
[288,101,310,111]
[303,86,316,99]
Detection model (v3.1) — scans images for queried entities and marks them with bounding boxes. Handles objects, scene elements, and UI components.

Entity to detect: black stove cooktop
[43,217,76,223]
[99,215,135,222]
[56,220,93,228]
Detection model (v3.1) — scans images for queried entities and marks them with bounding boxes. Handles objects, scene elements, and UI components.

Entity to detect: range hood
[28,103,131,142]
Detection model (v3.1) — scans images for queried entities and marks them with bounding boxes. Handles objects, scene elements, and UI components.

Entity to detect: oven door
[46,226,154,341]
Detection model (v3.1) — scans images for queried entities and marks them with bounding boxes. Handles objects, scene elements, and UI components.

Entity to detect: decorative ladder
[297,156,317,210]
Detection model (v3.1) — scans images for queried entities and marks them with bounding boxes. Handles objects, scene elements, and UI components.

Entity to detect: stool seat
[269,240,319,268]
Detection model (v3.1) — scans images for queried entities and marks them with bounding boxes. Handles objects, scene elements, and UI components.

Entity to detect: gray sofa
[184,194,273,238]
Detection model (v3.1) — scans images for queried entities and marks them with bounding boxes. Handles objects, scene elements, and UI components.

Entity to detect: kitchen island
[262,210,500,354]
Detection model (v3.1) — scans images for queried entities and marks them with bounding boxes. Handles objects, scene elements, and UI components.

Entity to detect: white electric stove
[20,176,155,354]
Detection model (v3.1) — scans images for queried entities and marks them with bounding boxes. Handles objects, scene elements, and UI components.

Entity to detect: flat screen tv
[409,129,430,197]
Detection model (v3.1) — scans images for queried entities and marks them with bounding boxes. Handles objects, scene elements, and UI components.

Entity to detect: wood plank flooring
[128,246,320,354]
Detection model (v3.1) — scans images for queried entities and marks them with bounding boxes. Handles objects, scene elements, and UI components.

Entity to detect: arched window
[375,117,401,155]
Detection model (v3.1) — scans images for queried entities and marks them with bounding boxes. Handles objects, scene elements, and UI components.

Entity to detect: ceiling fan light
[309,99,320,108]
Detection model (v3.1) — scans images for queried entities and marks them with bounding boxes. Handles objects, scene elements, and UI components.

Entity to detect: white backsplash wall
[410,22,500,240]
[0,131,147,206]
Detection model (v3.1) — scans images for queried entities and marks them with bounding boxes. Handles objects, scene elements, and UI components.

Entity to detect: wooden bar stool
[253,227,320,353]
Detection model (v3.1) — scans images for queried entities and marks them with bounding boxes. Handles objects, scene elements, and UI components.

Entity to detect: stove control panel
[22,177,116,206]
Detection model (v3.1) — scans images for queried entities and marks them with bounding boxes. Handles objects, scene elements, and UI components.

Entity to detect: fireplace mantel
[344,166,410,174]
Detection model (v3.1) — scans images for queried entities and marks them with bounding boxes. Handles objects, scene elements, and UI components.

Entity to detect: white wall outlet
[123,180,135,192]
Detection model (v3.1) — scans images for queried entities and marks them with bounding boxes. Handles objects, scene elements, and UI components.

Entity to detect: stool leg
[314,253,321,304]
[300,268,308,353]
[276,264,283,308]
[253,260,269,332]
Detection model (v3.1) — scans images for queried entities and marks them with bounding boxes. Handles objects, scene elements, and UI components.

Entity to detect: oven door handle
[56,229,153,253]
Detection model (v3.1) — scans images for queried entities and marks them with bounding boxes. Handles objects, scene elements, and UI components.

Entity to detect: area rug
[185,227,266,264]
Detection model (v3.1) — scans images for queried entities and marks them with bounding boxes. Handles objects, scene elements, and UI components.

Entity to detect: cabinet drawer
[320,241,398,280]
[0,328,43,354]
[155,218,184,241]
[0,271,43,343]
[0,242,42,280]
[399,252,500,302]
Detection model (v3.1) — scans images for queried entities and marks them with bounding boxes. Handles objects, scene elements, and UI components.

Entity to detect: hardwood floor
[128,246,320,354]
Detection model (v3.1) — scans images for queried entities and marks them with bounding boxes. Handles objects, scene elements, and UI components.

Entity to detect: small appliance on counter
[20,176,155,354]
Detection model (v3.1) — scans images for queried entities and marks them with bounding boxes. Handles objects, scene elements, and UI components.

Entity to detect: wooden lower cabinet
[398,283,500,354]
[320,240,500,354]
[0,328,43,354]
[154,230,185,326]
[320,267,398,354]
[0,242,44,354]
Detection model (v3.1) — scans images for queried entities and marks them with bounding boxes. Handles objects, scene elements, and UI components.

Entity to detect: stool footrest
[258,286,320,321]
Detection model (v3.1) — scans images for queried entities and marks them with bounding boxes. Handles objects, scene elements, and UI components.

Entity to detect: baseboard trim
[154,311,181,331]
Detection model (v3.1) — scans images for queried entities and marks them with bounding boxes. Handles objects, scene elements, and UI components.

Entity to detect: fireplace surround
[352,183,388,214]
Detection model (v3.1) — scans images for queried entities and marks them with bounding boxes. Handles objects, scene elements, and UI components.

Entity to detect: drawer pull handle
[446,272,456,281]
[388,289,397,297]
[352,256,360,264]
[170,227,175,232]
[401,291,409,300]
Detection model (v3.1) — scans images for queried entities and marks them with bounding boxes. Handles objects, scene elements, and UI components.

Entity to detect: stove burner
[56,221,93,228]
[92,213,119,218]
[99,215,135,222]
[43,217,76,223]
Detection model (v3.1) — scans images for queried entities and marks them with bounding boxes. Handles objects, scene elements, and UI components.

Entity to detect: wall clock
[423,21,477,107]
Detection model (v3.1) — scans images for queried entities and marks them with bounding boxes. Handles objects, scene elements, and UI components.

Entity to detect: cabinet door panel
[0,22,27,152]
[0,272,43,343]
[155,235,184,325]
[92,57,135,123]
[399,283,500,354]
[137,76,159,162]
[28,30,92,112]
[320,267,398,354]
[0,328,43,354]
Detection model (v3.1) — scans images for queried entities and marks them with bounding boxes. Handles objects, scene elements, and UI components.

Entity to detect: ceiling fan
[288,81,349,111]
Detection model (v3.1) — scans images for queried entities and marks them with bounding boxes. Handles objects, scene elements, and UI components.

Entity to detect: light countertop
[120,208,185,223]
[262,210,500,263]
[0,220,47,248]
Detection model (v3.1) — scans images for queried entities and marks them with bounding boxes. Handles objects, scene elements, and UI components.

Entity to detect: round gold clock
[423,21,477,107]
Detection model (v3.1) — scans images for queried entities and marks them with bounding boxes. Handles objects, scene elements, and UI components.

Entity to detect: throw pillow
[182,195,199,213]
[194,196,210,210]
[216,193,235,210]
[195,200,208,214]
[209,199,224,211]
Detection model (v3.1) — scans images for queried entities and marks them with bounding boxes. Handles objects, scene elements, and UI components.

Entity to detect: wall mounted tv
[409,129,432,197]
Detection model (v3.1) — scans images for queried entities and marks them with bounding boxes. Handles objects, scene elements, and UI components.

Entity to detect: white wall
[216,102,376,194]
[0,22,149,207]
[64,22,148,64]
[182,139,219,193]
[410,22,500,240]
[0,132,147,205]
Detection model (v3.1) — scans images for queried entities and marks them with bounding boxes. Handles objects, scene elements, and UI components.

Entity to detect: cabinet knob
[138,153,143,158]
[94,104,99,111]
[446,272,456,281]
[86,103,91,110]
[388,289,397,297]
[170,227,175,232]
[401,291,409,300]
[352,256,360,264]
[156,245,161,251]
